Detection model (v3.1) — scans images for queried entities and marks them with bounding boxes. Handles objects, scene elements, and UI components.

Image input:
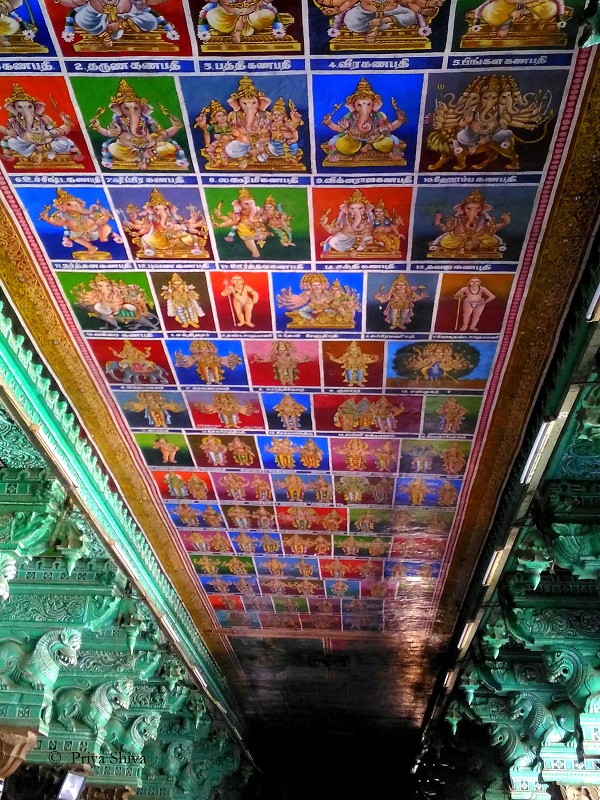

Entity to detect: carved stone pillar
[82,787,136,800]
[0,727,37,779]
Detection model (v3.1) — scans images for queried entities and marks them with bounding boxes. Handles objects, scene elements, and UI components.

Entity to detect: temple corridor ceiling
[0,0,596,748]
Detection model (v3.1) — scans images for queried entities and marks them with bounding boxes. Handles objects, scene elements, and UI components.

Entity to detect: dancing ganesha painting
[36,188,124,261]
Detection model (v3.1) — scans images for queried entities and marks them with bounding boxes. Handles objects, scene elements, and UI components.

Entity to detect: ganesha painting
[89,79,189,171]
[51,0,183,53]
[196,0,301,52]
[320,78,407,168]
[195,77,305,172]
[319,189,406,259]
[121,188,210,260]
[460,0,575,48]
[312,0,446,50]
[0,83,84,169]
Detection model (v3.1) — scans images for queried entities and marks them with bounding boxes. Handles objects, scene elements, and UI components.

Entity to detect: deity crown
[205,98,226,122]
[272,97,286,114]
[147,188,170,207]
[232,76,264,100]
[462,189,486,205]
[264,195,276,206]
[237,187,253,201]
[54,187,78,205]
[375,199,387,210]
[6,83,35,105]
[350,77,378,101]
[484,75,502,93]
[346,188,369,205]
[300,273,328,288]
[110,79,146,107]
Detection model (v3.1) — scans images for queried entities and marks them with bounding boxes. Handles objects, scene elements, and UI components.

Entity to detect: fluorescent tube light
[444,668,458,690]
[457,620,477,650]
[193,667,208,689]
[161,616,180,643]
[482,549,504,587]
[519,420,555,485]
[586,282,600,321]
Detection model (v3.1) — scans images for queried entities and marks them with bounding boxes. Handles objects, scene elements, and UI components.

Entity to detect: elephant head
[108,80,152,135]
[340,189,374,230]
[227,76,270,131]
[6,98,45,127]
[345,78,382,130]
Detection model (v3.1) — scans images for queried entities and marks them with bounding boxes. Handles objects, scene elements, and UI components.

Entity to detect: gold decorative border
[432,50,600,646]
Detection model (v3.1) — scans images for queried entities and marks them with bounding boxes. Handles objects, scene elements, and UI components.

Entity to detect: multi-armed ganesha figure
[197,0,300,49]
[0,83,83,168]
[322,78,407,167]
[40,188,123,260]
[320,188,405,258]
[196,78,304,171]
[55,0,181,51]
[122,188,209,259]
[89,79,188,170]
[313,0,445,48]
[425,73,554,172]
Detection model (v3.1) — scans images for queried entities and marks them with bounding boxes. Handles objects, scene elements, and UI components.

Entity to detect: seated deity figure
[197,0,300,51]
[322,78,407,167]
[56,0,181,52]
[312,0,445,50]
[320,189,404,259]
[276,273,360,330]
[0,84,83,168]
[461,0,573,48]
[89,79,188,170]
[428,189,510,259]
[196,78,304,171]
[122,188,209,259]
[0,0,48,53]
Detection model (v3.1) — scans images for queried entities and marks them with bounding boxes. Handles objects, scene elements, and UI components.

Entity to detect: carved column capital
[82,786,136,800]
[0,727,36,779]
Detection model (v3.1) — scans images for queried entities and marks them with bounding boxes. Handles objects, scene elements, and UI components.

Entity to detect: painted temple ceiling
[0,0,596,743]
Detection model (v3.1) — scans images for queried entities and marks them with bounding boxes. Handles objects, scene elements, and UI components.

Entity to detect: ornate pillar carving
[0,727,36,779]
